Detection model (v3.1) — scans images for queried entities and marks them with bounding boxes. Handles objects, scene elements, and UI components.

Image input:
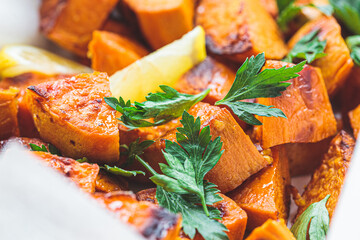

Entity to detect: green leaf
[330,0,360,35]
[48,144,61,156]
[104,86,210,129]
[29,143,61,156]
[121,138,155,167]
[276,0,294,13]
[76,157,88,163]
[346,35,360,67]
[156,187,228,240]
[101,165,145,177]
[215,53,305,125]
[284,30,327,64]
[291,195,331,240]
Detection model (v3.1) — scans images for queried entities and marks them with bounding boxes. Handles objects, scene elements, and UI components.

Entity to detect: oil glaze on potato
[27,72,120,163]
[245,219,296,240]
[0,87,19,140]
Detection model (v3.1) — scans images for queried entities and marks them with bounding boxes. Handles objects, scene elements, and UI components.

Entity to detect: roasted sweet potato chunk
[94,191,182,240]
[32,151,99,193]
[0,137,48,152]
[0,87,19,140]
[254,61,337,149]
[122,0,194,49]
[196,0,287,62]
[95,171,128,193]
[349,105,360,139]
[245,219,296,240]
[40,0,118,57]
[136,190,248,240]
[228,146,290,231]
[259,0,278,18]
[294,131,355,221]
[88,31,149,75]
[27,72,120,163]
[125,102,270,193]
[288,16,353,95]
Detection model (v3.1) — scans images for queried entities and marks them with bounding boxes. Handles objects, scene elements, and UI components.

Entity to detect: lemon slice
[109,26,207,102]
[0,45,92,78]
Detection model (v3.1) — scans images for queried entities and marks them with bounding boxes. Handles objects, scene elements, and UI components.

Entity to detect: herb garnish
[135,111,229,240]
[215,53,305,125]
[29,143,61,156]
[291,195,330,240]
[284,30,327,64]
[346,35,360,67]
[104,85,209,129]
[330,0,360,35]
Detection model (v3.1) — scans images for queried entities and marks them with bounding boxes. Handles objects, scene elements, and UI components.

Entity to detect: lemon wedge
[109,26,207,102]
[0,45,92,78]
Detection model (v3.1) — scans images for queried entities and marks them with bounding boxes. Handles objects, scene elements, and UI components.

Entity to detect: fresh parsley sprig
[330,0,360,35]
[346,35,360,67]
[135,111,229,240]
[291,195,331,240]
[284,30,327,64]
[29,143,61,156]
[215,53,305,125]
[104,85,210,129]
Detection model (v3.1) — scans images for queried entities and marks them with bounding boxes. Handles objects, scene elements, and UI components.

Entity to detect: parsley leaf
[277,1,333,31]
[121,139,155,167]
[291,195,331,240]
[150,111,224,216]
[101,165,145,177]
[29,143,61,156]
[284,30,327,64]
[104,85,210,129]
[215,53,305,125]
[346,35,360,66]
[330,0,360,35]
[156,187,228,240]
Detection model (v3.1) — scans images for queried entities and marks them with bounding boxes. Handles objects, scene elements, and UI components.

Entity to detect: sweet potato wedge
[94,191,182,240]
[0,73,67,137]
[245,219,296,240]
[0,87,19,140]
[95,171,128,193]
[40,0,118,57]
[349,105,360,139]
[32,151,99,193]
[228,146,290,231]
[0,137,48,152]
[26,72,120,163]
[196,0,287,62]
[288,16,353,96]
[122,0,194,49]
[136,190,248,240]
[294,131,355,221]
[126,102,270,193]
[259,0,278,18]
[254,61,337,149]
[88,31,149,75]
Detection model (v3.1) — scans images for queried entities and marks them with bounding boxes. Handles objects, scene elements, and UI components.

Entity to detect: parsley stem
[135,155,158,176]
[200,194,210,217]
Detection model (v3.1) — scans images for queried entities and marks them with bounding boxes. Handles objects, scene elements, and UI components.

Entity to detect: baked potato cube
[254,61,337,149]
[294,130,355,221]
[93,191,182,240]
[122,0,194,49]
[32,151,99,193]
[288,16,353,96]
[136,189,248,240]
[195,0,288,63]
[245,219,296,240]
[340,67,360,124]
[128,102,270,193]
[88,31,149,75]
[27,72,120,163]
[349,105,360,139]
[95,171,128,193]
[40,0,118,57]
[228,146,290,231]
[0,87,19,140]
[286,137,332,176]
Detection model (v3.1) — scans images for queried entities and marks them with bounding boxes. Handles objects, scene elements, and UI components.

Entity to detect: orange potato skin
[294,131,355,221]
[0,87,19,140]
[95,171,128,193]
[40,0,118,57]
[228,146,290,231]
[32,151,99,193]
[124,102,270,193]
[0,73,69,138]
[122,0,194,49]
[349,105,360,139]
[27,72,120,163]
[88,31,149,75]
[288,16,353,96]
[196,0,287,62]
[259,0,278,18]
[94,191,182,240]
[136,190,248,240]
[254,61,337,149]
[245,219,296,240]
